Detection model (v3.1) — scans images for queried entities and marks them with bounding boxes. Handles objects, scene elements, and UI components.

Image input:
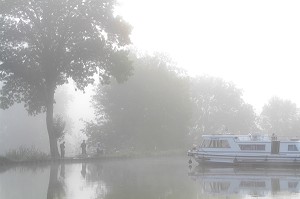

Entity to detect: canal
[1,156,300,199]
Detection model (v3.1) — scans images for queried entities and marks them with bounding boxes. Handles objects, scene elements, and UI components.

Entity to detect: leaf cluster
[0,0,132,114]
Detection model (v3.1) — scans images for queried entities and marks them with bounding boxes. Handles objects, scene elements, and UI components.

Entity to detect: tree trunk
[46,86,60,158]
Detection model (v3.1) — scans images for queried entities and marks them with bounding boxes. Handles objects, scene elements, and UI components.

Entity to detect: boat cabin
[199,134,300,155]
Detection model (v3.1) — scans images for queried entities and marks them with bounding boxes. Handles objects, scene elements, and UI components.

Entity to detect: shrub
[5,146,49,162]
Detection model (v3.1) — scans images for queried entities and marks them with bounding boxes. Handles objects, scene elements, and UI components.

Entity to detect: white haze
[1,0,300,154]
[116,0,300,112]
[69,0,300,139]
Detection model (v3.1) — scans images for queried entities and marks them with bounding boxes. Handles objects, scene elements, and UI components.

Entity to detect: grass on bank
[0,146,187,165]
[94,149,187,158]
[5,146,49,162]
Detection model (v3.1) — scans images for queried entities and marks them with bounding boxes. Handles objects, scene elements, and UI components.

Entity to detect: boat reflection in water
[189,165,300,197]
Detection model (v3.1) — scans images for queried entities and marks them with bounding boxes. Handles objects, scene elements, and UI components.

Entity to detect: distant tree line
[259,97,300,137]
[85,54,300,152]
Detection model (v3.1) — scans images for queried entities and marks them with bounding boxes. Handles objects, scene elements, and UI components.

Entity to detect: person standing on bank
[81,140,87,155]
[60,141,65,158]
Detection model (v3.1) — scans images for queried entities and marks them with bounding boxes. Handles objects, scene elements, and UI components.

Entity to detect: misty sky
[67,0,300,133]
[116,0,300,112]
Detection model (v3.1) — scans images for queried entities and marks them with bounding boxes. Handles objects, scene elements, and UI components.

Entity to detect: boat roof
[202,134,300,142]
[202,134,247,138]
[202,134,269,139]
[202,134,271,142]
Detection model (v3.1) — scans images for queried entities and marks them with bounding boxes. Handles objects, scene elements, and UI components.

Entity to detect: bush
[5,146,49,162]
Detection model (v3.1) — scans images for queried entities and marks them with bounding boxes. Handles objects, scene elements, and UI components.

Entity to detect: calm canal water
[1,156,300,199]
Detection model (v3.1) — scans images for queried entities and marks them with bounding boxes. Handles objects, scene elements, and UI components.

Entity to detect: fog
[0,104,48,153]
[1,0,300,156]
[2,1,300,199]
[117,0,300,112]
[0,85,84,155]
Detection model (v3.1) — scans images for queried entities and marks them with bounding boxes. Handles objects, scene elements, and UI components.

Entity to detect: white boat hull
[188,151,300,166]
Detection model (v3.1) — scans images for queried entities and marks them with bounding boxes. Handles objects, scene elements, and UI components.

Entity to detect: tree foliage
[189,76,256,140]
[0,0,132,113]
[53,115,66,142]
[86,54,192,151]
[0,0,132,157]
[259,97,300,136]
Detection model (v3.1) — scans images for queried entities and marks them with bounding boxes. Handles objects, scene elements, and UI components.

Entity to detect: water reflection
[46,163,102,199]
[60,164,65,179]
[47,164,65,199]
[81,163,87,179]
[189,165,300,197]
[2,157,300,199]
[84,158,194,199]
[47,158,196,199]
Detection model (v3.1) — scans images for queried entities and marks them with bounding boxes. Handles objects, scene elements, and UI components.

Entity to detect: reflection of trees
[84,163,108,199]
[85,159,197,199]
[47,164,65,199]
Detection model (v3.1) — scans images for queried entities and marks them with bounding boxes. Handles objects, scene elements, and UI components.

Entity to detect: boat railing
[200,134,300,142]
[235,135,300,142]
[234,134,270,142]
[276,136,300,142]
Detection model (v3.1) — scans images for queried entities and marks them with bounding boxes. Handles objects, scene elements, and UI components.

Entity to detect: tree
[189,76,256,140]
[259,97,300,136]
[86,54,192,151]
[0,0,132,157]
[53,115,66,142]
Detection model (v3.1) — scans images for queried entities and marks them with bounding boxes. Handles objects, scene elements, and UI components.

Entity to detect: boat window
[239,144,265,151]
[240,181,266,188]
[204,182,230,192]
[201,140,210,147]
[288,182,298,189]
[288,145,298,151]
[201,139,230,148]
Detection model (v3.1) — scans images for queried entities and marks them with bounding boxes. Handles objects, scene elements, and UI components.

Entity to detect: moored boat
[188,133,300,166]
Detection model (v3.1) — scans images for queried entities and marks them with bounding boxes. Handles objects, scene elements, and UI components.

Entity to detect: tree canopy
[85,54,192,151]
[0,0,132,157]
[189,76,257,140]
[259,97,300,136]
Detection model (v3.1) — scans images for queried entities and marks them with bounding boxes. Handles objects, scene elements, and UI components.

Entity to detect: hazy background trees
[85,55,262,151]
[258,97,300,137]
[189,76,257,142]
[85,54,192,152]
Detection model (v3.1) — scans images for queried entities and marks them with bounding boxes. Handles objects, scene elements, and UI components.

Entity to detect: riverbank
[0,156,12,165]
[0,149,187,167]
